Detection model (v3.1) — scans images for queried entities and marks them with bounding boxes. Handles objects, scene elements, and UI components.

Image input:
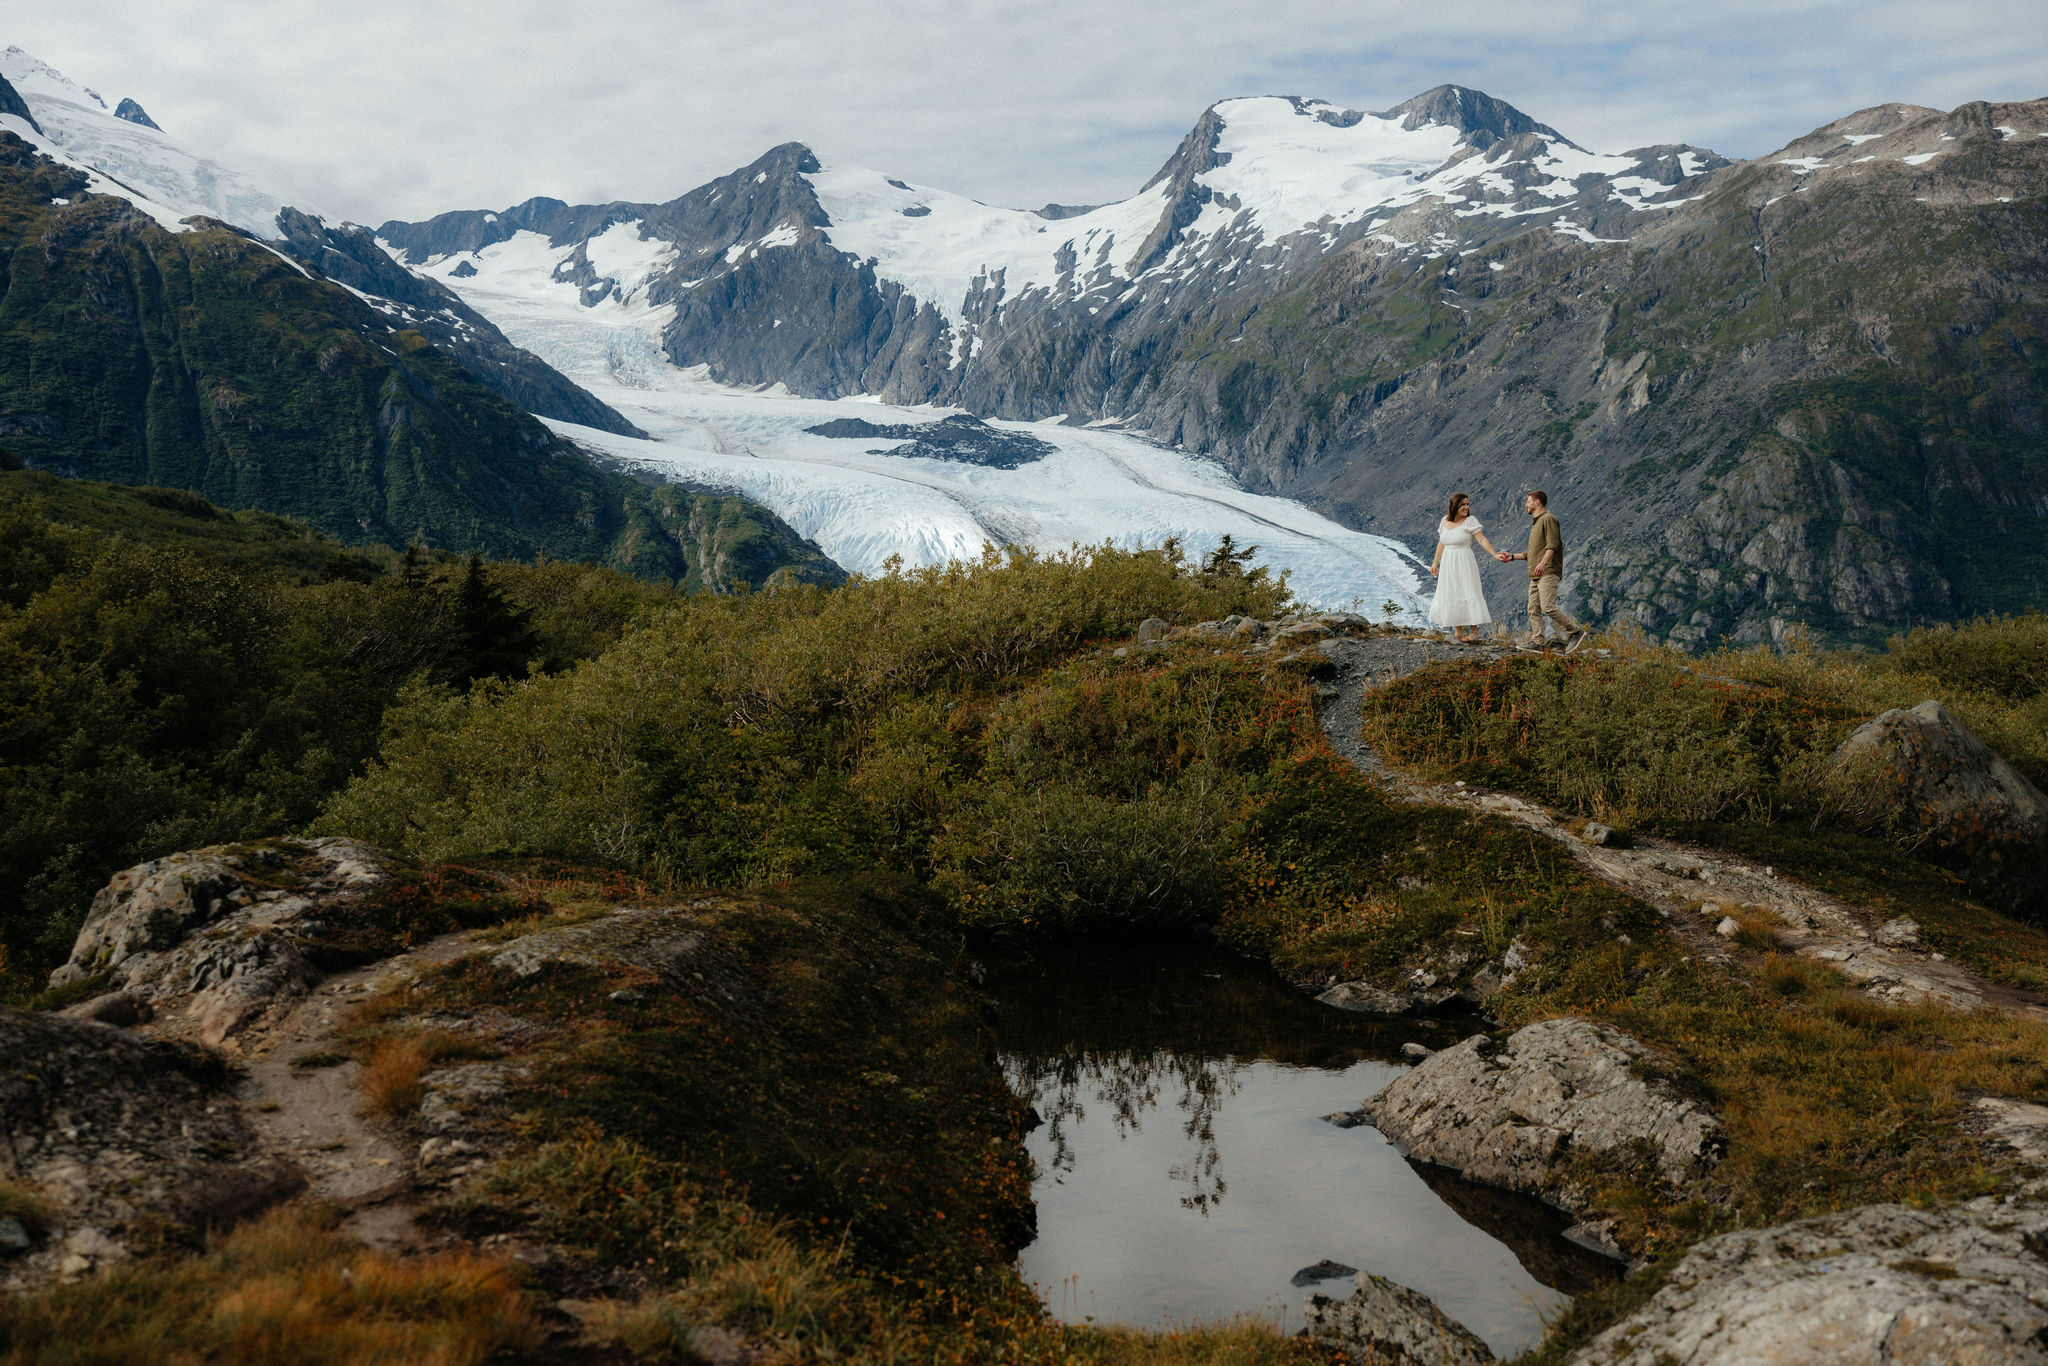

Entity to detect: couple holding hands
[1426,489,1590,653]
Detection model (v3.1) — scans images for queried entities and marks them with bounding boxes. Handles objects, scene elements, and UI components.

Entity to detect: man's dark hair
[1527,489,1549,508]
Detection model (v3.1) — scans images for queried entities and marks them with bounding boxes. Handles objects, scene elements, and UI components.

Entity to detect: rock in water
[1291,1258,1360,1287]
[1572,1198,2048,1364]
[1306,1273,1495,1365]
[48,838,393,1044]
[1358,1018,1723,1212]
[1836,699,2048,912]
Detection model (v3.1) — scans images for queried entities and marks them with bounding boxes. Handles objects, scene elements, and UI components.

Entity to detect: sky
[9,0,2045,225]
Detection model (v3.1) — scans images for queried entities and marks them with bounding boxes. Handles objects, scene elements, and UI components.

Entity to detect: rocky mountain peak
[1385,84,1565,147]
[0,71,39,135]
[113,97,161,130]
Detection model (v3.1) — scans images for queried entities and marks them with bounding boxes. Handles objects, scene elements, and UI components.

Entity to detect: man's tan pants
[1527,574,1584,642]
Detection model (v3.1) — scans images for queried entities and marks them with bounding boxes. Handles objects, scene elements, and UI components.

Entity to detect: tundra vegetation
[2,472,2046,1365]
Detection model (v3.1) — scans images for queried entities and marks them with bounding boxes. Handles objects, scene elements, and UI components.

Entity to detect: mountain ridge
[379,85,2046,643]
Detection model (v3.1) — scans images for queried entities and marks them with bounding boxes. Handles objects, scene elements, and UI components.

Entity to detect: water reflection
[986,936,1614,1355]
[1014,1046,1243,1213]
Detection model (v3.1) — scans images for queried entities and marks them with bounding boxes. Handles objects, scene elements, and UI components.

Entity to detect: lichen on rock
[47,837,395,1045]
[1571,1198,2048,1365]
[1359,1017,1724,1213]
[1306,1272,1496,1365]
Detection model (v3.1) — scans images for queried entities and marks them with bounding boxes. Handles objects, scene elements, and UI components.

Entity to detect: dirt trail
[228,932,484,1251]
[1313,633,2048,1022]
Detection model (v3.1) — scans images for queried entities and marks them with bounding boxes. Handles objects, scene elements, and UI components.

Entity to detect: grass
[0,1206,537,1366]
[354,1030,497,1122]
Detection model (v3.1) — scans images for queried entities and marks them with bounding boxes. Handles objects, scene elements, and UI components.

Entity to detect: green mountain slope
[1111,100,2048,645]
[0,132,839,591]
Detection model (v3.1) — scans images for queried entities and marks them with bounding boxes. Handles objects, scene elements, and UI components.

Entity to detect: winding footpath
[1311,632,2048,1023]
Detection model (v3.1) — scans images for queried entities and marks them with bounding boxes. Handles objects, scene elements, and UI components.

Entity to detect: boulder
[1836,700,2048,907]
[1359,1018,1723,1212]
[1307,1273,1495,1365]
[50,838,393,1044]
[1135,617,1172,643]
[1570,1198,2048,1365]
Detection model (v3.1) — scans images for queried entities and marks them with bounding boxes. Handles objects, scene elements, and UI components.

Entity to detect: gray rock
[1580,821,1631,848]
[1307,1273,1495,1365]
[0,1219,29,1254]
[49,838,393,1044]
[0,1011,288,1291]
[1715,916,1740,937]
[1401,1042,1436,1059]
[1359,1018,1723,1212]
[1291,1258,1359,1287]
[488,906,704,984]
[1876,916,1922,947]
[1317,981,1458,1017]
[1135,617,1172,643]
[1836,700,2048,901]
[1570,1199,2048,1365]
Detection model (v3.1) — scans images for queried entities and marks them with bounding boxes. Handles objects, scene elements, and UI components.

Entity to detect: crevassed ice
[421,227,1428,611]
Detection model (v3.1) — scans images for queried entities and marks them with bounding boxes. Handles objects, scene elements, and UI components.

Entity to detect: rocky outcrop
[487,905,708,984]
[1307,1273,1495,1365]
[1837,700,2048,912]
[1360,1018,1724,1213]
[1571,1198,2048,1364]
[48,838,394,1045]
[0,1011,301,1289]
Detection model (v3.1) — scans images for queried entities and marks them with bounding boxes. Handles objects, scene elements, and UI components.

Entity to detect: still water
[988,938,1614,1359]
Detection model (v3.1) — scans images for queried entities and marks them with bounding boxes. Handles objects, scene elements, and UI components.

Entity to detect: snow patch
[1,46,296,235]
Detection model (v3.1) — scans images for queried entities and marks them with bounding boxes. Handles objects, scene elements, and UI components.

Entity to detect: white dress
[1428,517,1492,628]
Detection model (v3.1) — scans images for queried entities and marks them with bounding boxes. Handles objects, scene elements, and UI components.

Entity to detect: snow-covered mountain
[0,46,1432,612]
[0,46,290,235]
[0,46,638,436]
[378,87,1731,406]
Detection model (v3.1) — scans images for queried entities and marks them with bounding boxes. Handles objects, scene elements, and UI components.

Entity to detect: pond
[987,937,1616,1359]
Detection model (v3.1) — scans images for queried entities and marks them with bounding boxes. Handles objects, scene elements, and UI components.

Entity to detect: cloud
[9,0,2044,223]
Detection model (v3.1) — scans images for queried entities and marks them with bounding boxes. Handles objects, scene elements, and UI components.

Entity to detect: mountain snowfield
[414,224,1430,608]
[0,44,1434,611]
[796,94,1705,328]
[0,46,295,236]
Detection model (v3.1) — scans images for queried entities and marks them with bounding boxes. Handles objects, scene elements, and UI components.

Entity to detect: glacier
[412,227,1429,612]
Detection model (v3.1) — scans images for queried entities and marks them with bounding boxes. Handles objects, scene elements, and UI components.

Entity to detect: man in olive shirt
[1496,490,1589,652]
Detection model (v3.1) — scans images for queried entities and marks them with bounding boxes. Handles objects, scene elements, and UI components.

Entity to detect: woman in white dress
[1427,492,1506,643]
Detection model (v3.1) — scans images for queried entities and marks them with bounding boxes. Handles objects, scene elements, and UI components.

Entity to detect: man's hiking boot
[1563,628,1590,654]
[1516,639,1546,653]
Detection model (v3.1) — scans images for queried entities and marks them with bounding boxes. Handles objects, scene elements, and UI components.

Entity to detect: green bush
[320,543,1295,901]
[1881,611,2048,704]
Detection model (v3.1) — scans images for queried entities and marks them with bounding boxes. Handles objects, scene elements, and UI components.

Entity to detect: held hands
[1495,551,1513,563]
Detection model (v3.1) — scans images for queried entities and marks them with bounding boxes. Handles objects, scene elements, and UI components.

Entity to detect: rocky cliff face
[0,132,839,586]
[388,90,2046,644]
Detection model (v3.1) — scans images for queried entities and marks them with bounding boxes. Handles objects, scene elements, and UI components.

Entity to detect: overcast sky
[10,1,2045,225]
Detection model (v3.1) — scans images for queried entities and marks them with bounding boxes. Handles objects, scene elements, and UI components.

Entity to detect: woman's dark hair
[1445,491,1471,520]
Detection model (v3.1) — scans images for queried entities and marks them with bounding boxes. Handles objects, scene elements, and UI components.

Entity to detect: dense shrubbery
[0,480,673,987]
[322,544,1294,892]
